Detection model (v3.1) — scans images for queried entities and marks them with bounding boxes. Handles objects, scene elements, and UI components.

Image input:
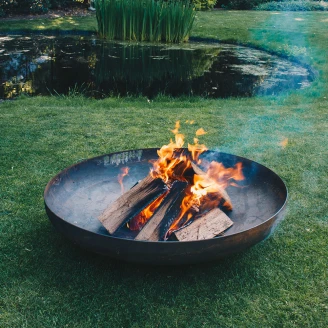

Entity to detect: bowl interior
[44,149,287,240]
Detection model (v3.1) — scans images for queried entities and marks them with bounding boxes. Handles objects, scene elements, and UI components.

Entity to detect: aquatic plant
[95,0,196,43]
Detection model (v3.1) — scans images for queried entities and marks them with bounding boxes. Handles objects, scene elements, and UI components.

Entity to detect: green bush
[216,0,328,10]
[0,0,50,15]
[256,1,328,11]
[95,0,196,43]
[26,0,51,13]
[0,6,6,17]
[193,0,217,10]
[0,0,77,16]
[216,0,267,9]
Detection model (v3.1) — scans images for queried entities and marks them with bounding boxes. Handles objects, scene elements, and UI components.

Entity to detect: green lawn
[1,11,327,328]
[0,15,97,33]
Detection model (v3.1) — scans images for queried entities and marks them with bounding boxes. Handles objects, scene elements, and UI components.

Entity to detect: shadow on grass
[5,222,272,324]
[14,216,273,284]
[0,16,97,35]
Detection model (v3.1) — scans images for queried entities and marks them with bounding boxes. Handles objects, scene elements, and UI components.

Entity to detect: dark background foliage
[216,0,328,10]
[0,0,80,16]
[216,0,266,9]
[0,0,218,16]
[1,0,327,22]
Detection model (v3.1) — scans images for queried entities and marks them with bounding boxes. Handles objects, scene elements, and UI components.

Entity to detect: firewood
[172,161,189,178]
[190,162,232,209]
[98,175,167,235]
[170,208,233,241]
[190,161,206,176]
[135,181,187,241]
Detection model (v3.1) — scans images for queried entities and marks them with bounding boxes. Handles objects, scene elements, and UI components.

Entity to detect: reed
[95,0,195,43]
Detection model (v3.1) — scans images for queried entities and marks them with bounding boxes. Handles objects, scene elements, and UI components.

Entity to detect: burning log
[170,208,233,241]
[190,161,206,176]
[97,121,244,242]
[190,162,232,209]
[135,181,187,241]
[98,175,167,235]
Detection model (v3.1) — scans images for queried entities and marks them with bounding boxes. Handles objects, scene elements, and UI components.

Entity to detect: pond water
[0,35,313,99]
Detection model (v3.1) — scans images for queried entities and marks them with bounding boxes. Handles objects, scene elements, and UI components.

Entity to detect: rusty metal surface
[44,149,288,265]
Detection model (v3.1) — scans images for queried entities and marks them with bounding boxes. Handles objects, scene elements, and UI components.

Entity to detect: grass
[0,15,97,34]
[1,11,328,328]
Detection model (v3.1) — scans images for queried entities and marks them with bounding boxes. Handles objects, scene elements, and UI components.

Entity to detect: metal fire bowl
[44,149,287,265]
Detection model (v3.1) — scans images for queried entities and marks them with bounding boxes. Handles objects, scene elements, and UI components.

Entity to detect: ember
[98,122,245,241]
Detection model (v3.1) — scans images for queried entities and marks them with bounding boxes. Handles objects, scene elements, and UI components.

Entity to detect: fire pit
[44,147,287,265]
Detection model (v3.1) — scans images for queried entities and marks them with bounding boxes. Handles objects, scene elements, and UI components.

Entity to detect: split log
[190,162,232,209]
[135,181,187,241]
[172,161,189,178]
[170,208,233,241]
[190,161,206,176]
[98,175,167,235]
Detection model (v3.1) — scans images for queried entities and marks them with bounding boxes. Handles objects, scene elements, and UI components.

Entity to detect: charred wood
[190,162,232,209]
[98,175,167,235]
[135,181,187,241]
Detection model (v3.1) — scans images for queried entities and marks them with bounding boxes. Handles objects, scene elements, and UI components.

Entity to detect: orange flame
[196,128,207,136]
[188,137,208,163]
[117,167,129,195]
[150,121,208,183]
[150,121,186,183]
[128,191,168,231]
[128,121,244,237]
[165,161,244,238]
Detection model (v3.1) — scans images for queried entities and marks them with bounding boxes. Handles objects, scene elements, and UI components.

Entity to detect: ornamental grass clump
[95,0,196,43]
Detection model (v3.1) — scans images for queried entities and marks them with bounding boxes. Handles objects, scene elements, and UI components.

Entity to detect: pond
[0,35,314,99]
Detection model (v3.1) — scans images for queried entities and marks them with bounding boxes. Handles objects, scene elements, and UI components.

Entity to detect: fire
[188,137,207,164]
[150,121,208,183]
[128,191,168,231]
[195,128,207,136]
[165,161,244,238]
[127,121,244,239]
[117,167,129,194]
[149,121,185,183]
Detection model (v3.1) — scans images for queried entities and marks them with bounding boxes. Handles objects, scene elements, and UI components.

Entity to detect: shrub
[216,0,267,9]
[193,0,217,10]
[256,1,328,11]
[0,0,78,16]
[26,0,51,14]
[95,0,196,43]
[0,0,16,16]
[216,0,328,10]
[1,0,51,15]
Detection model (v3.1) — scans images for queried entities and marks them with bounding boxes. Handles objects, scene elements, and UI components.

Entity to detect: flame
[196,128,207,136]
[165,161,244,238]
[118,167,129,195]
[188,137,208,163]
[151,121,186,183]
[128,191,168,231]
[150,122,208,183]
[128,121,244,238]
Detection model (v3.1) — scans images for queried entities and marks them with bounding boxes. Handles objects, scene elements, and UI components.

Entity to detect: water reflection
[0,35,313,99]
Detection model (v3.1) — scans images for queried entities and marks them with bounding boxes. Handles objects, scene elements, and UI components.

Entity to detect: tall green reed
[95,0,195,43]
